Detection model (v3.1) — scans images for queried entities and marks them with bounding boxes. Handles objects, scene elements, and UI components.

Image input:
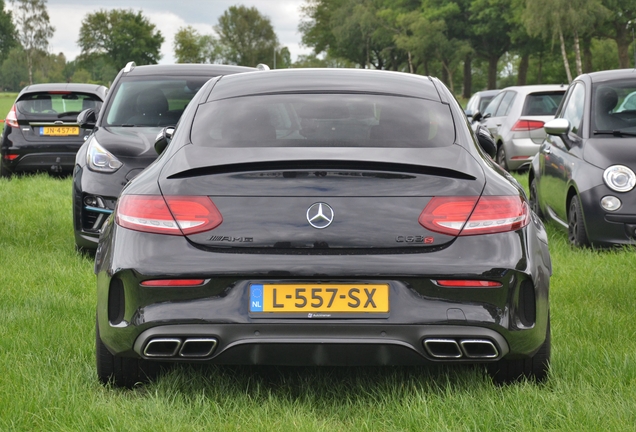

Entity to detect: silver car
[479,84,566,171]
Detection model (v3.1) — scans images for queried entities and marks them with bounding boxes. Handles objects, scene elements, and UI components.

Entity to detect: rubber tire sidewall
[568,195,590,247]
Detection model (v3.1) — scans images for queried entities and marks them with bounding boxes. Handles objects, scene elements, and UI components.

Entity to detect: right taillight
[511,120,544,131]
[116,195,223,235]
[5,105,18,128]
[419,196,529,236]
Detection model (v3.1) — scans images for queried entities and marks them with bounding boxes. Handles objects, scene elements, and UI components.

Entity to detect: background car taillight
[5,105,18,128]
[511,120,544,131]
[116,195,223,235]
[419,196,529,236]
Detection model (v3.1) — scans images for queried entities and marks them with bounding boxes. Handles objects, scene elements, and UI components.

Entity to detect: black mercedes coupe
[95,68,552,387]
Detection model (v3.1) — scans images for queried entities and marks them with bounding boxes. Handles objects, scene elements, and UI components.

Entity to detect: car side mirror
[77,109,97,129]
[154,126,175,155]
[475,125,497,159]
[471,111,482,123]
[544,118,571,136]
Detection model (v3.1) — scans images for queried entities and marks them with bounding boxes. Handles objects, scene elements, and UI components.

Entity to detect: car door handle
[544,146,551,154]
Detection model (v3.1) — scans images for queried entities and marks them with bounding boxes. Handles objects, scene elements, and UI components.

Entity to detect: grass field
[0,93,17,133]
[1,174,636,431]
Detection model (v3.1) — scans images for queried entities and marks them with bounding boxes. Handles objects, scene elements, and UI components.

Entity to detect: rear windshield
[16,92,103,119]
[190,94,455,148]
[104,76,211,127]
[522,92,564,116]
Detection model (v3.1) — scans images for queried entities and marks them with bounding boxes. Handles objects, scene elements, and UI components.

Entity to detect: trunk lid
[158,146,486,251]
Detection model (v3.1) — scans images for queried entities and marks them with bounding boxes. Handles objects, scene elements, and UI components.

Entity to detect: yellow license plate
[249,283,389,314]
[40,126,79,136]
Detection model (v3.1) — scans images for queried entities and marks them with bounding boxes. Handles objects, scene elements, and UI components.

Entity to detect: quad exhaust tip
[423,338,499,359]
[143,337,218,358]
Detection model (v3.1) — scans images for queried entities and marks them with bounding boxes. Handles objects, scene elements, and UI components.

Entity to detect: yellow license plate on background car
[40,126,79,136]
[249,283,389,314]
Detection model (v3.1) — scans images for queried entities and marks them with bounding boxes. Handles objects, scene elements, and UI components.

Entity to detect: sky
[11,0,313,64]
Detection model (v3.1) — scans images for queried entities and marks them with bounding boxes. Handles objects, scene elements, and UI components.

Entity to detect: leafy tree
[600,0,636,68]
[10,0,55,85]
[214,5,279,66]
[0,0,16,58]
[77,9,164,70]
[0,47,28,90]
[174,26,207,63]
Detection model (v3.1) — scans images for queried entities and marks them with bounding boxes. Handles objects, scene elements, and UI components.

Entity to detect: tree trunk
[366,37,370,69]
[537,52,543,84]
[441,65,449,90]
[487,55,498,89]
[582,36,593,73]
[615,22,630,68]
[27,49,33,85]
[573,30,582,76]
[408,51,414,74]
[559,29,573,83]
[442,62,454,94]
[517,53,529,86]
[463,53,472,99]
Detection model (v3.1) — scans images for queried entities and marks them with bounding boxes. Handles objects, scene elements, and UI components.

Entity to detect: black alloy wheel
[529,178,543,219]
[568,195,590,247]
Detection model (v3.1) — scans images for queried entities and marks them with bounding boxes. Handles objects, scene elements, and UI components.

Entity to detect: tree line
[297,0,635,97]
[1,0,634,96]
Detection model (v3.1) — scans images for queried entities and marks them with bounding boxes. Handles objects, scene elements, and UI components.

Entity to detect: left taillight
[419,196,529,236]
[5,105,18,128]
[116,195,223,235]
[511,120,544,131]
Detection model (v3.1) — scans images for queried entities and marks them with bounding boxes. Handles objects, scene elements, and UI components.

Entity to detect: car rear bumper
[2,150,77,174]
[505,137,540,170]
[95,219,552,364]
[128,323,512,365]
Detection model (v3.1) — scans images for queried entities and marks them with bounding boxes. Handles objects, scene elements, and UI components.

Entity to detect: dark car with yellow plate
[95,68,552,387]
[1,83,107,177]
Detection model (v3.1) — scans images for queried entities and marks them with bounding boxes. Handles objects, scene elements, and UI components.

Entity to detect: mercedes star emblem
[306,202,334,229]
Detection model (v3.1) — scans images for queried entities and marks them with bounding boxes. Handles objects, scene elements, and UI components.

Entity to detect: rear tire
[487,319,550,385]
[568,195,589,247]
[96,317,160,388]
[529,177,543,219]
[496,144,508,171]
[0,161,11,179]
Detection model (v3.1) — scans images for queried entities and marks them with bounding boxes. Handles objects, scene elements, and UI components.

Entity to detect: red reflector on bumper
[141,279,205,287]
[3,154,18,160]
[435,280,502,288]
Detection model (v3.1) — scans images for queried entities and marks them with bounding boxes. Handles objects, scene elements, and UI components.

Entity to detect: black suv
[1,83,107,177]
[72,62,255,251]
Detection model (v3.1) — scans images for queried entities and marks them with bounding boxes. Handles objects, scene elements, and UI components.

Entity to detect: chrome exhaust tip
[143,338,181,357]
[179,338,218,358]
[460,339,499,359]
[423,339,463,359]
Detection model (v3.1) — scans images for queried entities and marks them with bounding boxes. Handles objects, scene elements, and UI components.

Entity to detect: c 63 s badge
[208,236,253,242]
[396,235,434,244]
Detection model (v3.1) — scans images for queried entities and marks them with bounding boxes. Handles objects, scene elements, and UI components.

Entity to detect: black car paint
[72,64,255,250]
[95,69,551,384]
[1,83,107,176]
[530,69,636,246]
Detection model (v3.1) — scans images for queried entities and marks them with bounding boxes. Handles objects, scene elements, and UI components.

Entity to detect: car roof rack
[124,61,136,73]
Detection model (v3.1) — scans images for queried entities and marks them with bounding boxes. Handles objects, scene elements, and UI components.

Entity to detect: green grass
[1,93,18,133]
[1,174,636,431]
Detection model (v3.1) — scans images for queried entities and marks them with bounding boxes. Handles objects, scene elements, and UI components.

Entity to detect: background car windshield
[592,81,636,133]
[105,77,210,127]
[521,92,564,116]
[16,92,102,118]
[191,94,455,148]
